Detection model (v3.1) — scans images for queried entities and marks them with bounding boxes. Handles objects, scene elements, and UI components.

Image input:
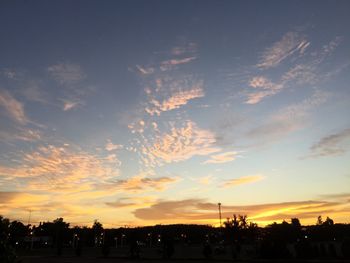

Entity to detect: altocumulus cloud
[0,144,120,193]
[140,120,219,167]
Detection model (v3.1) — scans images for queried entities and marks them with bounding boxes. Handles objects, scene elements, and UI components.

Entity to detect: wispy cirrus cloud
[0,127,41,142]
[47,63,91,111]
[105,196,155,209]
[307,128,350,158]
[136,65,155,75]
[245,35,344,104]
[171,42,197,56]
[203,151,239,164]
[21,83,49,105]
[246,90,329,145]
[0,89,28,124]
[222,174,264,188]
[62,100,82,111]
[97,175,179,192]
[48,63,86,85]
[245,76,283,104]
[257,31,309,69]
[140,120,219,167]
[160,56,197,71]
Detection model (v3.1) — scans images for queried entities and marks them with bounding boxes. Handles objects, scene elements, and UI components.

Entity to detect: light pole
[218,202,222,227]
[121,234,125,247]
[114,237,118,248]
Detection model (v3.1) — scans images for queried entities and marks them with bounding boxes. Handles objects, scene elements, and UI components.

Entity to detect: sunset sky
[1,0,350,227]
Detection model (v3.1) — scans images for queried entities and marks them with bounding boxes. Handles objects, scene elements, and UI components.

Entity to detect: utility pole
[218,203,222,227]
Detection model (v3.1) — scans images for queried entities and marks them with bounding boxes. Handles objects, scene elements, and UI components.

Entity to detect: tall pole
[28,210,32,226]
[218,203,222,227]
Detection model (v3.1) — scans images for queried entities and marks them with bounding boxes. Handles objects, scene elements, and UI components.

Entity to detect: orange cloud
[245,76,283,104]
[204,151,238,164]
[145,80,204,116]
[105,196,155,209]
[133,197,350,226]
[105,139,123,151]
[96,174,179,192]
[222,174,264,188]
[160,56,197,71]
[0,144,120,193]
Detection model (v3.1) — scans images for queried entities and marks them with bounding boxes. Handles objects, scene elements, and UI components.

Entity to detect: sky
[1,0,350,227]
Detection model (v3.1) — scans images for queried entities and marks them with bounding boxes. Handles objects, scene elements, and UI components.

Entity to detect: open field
[16,247,350,263]
[18,256,350,263]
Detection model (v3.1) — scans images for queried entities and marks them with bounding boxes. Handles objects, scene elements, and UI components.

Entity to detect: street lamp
[114,237,118,248]
[218,203,222,227]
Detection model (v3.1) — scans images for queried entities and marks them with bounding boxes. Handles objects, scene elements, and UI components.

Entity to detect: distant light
[15,241,18,245]
[304,235,308,239]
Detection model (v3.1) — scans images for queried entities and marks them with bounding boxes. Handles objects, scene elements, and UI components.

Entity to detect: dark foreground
[19,256,350,263]
[16,247,350,263]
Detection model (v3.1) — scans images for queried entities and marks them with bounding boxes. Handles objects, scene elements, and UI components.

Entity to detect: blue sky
[1,0,350,227]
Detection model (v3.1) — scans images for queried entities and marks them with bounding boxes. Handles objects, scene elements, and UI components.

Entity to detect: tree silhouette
[323,216,334,226]
[238,215,248,229]
[52,218,69,256]
[0,216,16,263]
[92,220,104,247]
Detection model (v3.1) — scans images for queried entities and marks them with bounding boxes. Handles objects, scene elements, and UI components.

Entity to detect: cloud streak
[97,175,179,192]
[245,35,344,104]
[48,63,86,85]
[222,174,264,187]
[246,76,283,104]
[246,90,329,146]
[105,140,123,151]
[204,151,238,164]
[0,90,28,124]
[257,32,309,69]
[307,128,350,158]
[160,56,197,71]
